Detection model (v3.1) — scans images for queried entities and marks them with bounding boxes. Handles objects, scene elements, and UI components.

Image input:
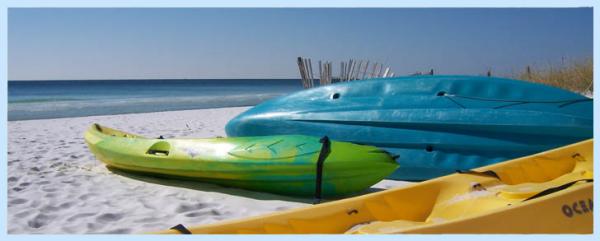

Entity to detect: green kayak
[84,124,398,197]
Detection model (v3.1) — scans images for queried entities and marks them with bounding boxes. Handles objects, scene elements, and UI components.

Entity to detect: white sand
[7,107,410,234]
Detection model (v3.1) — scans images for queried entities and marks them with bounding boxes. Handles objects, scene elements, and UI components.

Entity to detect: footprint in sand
[78,193,97,201]
[86,222,105,232]
[14,210,34,219]
[8,198,28,205]
[42,187,58,193]
[133,216,160,223]
[184,208,223,217]
[95,213,124,223]
[40,205,61,212]
[27,213,55,229]
[142,223,164,229]
[101,228,131,234]
[210,209,222,216]
[175,203,216,213]
[66,212,95,222]
[54,172,67,178]
[60,178,75,184]
[59,201,76,209]
[184,211,208,217]
[49,162,64,168]
[44,193,58,198]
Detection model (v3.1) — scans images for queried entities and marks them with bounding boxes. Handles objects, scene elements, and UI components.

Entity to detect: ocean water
[8,79,303,121]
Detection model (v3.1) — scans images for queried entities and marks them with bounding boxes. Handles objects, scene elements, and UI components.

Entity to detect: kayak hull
[84,124,398,197]
[156,139,593,234]
[226,75,593,180]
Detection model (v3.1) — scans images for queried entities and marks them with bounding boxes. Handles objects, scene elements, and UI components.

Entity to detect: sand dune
[7,107,409,234]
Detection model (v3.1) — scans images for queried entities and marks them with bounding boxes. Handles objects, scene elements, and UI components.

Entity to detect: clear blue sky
[8,8,593,80]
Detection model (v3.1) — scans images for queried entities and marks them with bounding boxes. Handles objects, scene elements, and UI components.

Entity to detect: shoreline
[8,104,259,122]
[7,106,410,234]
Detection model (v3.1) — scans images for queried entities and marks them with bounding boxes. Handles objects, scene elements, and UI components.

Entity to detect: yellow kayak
[157,139,593,234]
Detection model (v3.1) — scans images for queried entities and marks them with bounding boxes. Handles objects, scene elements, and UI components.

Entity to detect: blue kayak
[226,75,592,180]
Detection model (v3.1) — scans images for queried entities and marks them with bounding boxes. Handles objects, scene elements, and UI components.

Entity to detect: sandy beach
[7,106,409,234]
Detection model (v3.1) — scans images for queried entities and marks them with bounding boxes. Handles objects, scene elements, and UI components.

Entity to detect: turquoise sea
[7,79,303,121]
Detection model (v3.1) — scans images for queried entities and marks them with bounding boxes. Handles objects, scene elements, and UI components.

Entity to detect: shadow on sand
[106,166,383,204]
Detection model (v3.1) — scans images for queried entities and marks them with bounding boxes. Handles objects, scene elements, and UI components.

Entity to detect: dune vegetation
[513,58,593,95]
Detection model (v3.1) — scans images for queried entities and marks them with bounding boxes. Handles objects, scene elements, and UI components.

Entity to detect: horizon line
[8,78,304,82]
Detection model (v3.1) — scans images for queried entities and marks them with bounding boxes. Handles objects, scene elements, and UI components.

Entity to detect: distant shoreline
[8,78,302,82]
[7,105,257,122]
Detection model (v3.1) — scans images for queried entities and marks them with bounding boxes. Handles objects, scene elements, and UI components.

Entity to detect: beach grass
[513,58,593,94]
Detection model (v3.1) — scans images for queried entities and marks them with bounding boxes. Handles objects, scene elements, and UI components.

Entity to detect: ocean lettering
[562,199,593,218]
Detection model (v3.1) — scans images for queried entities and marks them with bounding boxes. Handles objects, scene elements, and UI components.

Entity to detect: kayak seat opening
[497,153,592,200]
[494,154,583,185]
[330,93,340,99]
[147,141,171,156]
[365,184,440,223]
[346,185,441,234]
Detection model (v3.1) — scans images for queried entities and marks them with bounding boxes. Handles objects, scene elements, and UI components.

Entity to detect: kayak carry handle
[314,136,331,204]
[147,141,171,156]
